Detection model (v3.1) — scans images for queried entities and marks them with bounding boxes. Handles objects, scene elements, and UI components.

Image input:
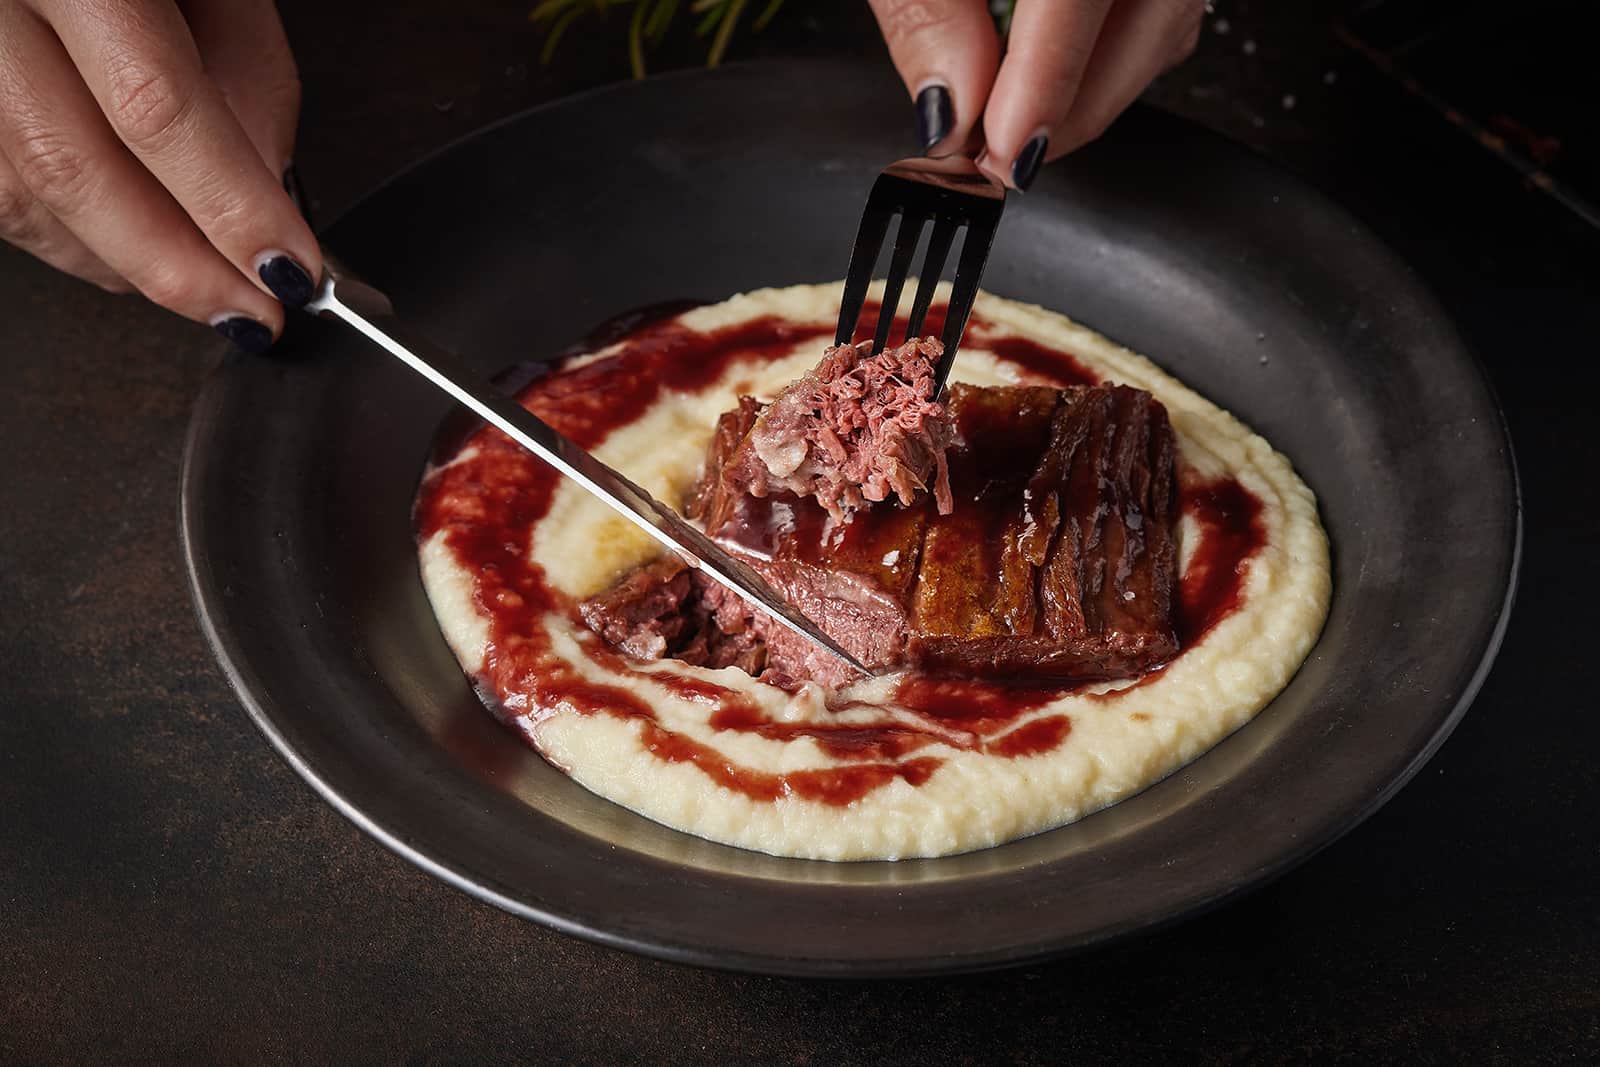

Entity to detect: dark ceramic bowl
[181,60,1519,976]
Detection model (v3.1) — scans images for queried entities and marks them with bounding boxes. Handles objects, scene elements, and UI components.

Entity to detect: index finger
[868,0,1001,156]
[43,0,321,304]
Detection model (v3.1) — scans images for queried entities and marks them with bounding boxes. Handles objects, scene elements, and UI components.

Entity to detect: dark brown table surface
[4,2,1597,1062]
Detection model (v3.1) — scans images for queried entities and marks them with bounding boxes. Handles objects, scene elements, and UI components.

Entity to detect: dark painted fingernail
[1011,134,1049,192]
[213,315,273,355]
[257,252,315,308]
[915,85,953,153]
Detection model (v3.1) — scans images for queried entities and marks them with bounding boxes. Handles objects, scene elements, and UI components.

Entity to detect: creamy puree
[416,282,1332,860]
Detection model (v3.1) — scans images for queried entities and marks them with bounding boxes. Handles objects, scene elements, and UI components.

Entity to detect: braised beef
[581,381,1179,685]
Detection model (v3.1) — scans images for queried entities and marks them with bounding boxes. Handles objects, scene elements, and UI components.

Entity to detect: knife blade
[303,260,870,678]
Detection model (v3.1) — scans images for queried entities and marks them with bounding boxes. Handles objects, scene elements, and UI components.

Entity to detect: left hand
[868,0,1207,190]
[0,0,315,354]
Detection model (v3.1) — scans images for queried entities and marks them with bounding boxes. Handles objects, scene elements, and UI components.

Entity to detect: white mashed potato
[418,282,1331,860]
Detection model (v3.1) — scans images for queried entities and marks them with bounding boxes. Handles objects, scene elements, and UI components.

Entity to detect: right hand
[0,0,319,353]
[869,0,1206,190]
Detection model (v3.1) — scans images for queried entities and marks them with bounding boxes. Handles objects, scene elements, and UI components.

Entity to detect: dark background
[4,1,1597,1062]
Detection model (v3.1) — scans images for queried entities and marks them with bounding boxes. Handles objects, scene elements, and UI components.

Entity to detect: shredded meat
[729,337,955,521]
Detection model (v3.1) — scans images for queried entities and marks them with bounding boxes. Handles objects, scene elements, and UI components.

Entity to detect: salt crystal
[881,550,901,567]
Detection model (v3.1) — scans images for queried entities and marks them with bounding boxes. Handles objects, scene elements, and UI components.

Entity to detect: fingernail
[915,84,953,154]
[1011,134,1049,192]
[256,252,315,308]
[212,314,274,355]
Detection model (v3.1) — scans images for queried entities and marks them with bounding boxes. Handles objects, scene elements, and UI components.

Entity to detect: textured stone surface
[2,1,1597,1061]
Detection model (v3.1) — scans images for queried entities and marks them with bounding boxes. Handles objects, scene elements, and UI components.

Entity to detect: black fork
[834,156,1007,392]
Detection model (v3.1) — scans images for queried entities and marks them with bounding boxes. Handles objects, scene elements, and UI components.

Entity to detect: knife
[305,258,870,677]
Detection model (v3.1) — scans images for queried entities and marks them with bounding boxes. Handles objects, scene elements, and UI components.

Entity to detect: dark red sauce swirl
[415,306,1267,806]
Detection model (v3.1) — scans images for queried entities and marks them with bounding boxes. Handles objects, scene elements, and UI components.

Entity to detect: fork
[833,155,1007,393]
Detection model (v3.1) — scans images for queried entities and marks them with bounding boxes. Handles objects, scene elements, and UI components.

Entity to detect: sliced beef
[578,555,772,677]
[578,555,704,662]
[576,553,862,688]
[905,383,1179,680]
[696,580,864,689]
[582,380,1179,686]
[721,337,955,521]
[689,394,764,534]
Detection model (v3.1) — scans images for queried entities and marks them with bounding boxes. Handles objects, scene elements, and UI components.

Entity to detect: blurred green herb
[992,0,1016,34]
[531,0,786,79]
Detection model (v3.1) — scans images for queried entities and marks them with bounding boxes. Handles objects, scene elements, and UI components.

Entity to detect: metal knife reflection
[303,257,871,678]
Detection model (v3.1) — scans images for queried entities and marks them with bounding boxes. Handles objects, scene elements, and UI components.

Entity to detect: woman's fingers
[867,0,1002,156]
[0,151,129,292]
[182,0,302,179]
[980,0,1115,190]
[42,0,320,306]
[0,0,309,351]
[982,0,1204,190]
[1054,0,1205,154]
[0,5,281,349]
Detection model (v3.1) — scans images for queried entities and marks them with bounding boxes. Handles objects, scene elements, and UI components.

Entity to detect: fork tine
[936,216,1001,378]
[835,201,894,346]
[873,211,927,353]
[839,156,1004,373]
[905,217,958,339]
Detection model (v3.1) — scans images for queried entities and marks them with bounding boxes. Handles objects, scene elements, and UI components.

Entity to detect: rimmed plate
[181,59,1518,976]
